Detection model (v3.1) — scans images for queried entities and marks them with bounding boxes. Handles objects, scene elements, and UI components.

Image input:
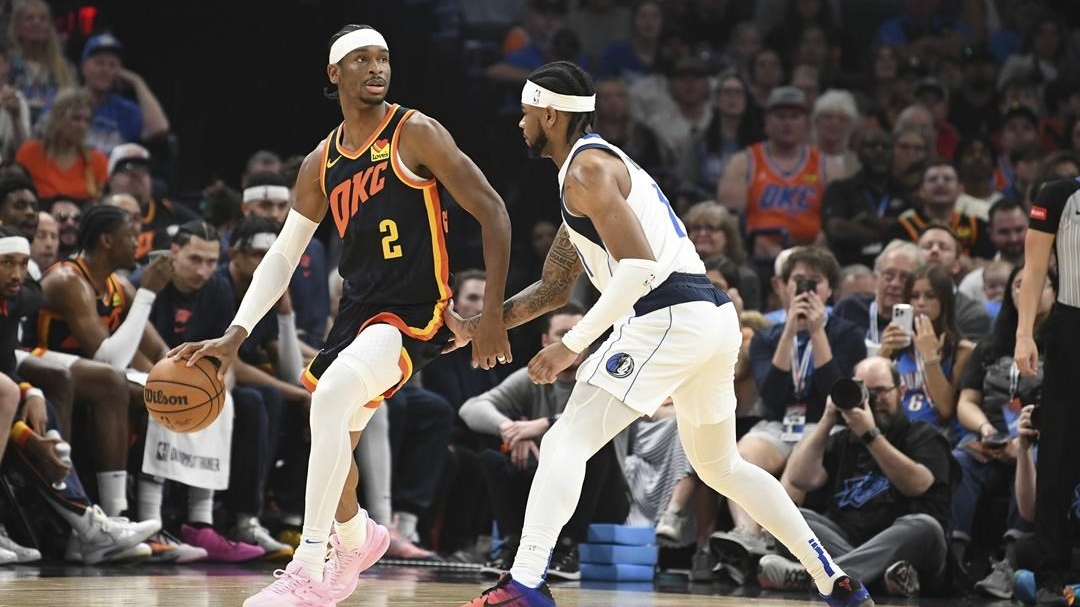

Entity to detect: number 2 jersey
[319,104,451,337]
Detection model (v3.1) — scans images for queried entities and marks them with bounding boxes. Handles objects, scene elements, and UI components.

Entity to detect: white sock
[395,511,418,542]
[188,488,214,525]
[335,509,369,551]
[96,471,128,517]
[137,477,164,522]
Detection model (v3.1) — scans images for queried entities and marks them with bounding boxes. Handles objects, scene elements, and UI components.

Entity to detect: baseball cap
[108,143,151,176]
[765,86,807,112]
[82,33,123,62]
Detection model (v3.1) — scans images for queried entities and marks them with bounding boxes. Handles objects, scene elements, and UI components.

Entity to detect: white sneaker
[234,517,293,561]
[0,546,18,565]
[0,524,41,562]
[71,506,161,564]
[655,509,687,545]
[65,534,152,564]
[150,530,208,563]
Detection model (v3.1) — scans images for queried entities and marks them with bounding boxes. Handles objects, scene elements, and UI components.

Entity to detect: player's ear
[544,106,558,128]
[327,63,340,85]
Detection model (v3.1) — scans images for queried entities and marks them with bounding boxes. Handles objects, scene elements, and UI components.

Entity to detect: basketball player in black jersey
[170,25,512,607]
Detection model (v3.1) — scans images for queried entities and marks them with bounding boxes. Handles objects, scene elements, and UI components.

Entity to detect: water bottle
[44,429,71,491]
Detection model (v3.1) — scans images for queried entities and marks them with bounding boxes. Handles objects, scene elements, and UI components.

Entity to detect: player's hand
[471,312,511,370]
[1014,335,1039,377]
[139,255,174,293]
[168,326,247,381]
[528,340,577,385]
[22,393,48,435]
[441,302,475,353]
[25,432,71,484]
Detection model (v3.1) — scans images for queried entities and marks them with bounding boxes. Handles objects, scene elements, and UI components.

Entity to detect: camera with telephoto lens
[830,378,868,410]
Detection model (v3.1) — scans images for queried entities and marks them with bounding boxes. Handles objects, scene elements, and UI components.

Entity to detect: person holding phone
[876,265,974,434]
[1015,178,1080,606]
[951,263,1053,597]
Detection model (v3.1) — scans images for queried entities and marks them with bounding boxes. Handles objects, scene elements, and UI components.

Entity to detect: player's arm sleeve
[1029,179,1075,233]
[93,288,156,367]
[560,258,658,354]
[275,312,304,386]
[231,209,319,335]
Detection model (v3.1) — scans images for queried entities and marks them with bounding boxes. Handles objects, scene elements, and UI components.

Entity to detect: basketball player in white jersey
[448,61,874,607]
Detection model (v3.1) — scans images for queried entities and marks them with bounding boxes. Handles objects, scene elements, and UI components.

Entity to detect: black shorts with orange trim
[301,298,453,401]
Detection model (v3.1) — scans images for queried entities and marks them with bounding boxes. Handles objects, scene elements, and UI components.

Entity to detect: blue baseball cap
[82,33,123,62]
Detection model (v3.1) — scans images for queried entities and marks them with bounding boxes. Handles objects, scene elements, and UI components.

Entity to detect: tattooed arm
[502,224,583,329]
[446,224,582,347]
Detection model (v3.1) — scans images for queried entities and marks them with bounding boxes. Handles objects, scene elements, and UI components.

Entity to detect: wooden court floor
[0,563,1008,607]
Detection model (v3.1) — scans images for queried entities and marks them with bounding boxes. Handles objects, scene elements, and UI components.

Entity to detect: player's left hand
[528,340,577,384]
[441,302,474,354]
[471,312,511,370]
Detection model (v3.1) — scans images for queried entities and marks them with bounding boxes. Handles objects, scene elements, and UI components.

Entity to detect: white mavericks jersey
[556,133,705,294]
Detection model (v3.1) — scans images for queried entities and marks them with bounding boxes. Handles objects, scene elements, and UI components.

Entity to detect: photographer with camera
[950,263,1052,598]
[761,356,952,599]
[711,246,866,575]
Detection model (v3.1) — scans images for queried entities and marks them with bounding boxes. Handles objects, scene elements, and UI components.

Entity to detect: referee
[1015,177,1080,605]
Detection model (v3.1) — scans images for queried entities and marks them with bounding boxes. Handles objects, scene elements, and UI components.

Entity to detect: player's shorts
[301,298,453,403]
[576,273,742,427]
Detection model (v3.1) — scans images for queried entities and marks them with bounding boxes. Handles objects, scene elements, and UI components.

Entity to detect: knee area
[896,513,942,533]
[0,377,19,403]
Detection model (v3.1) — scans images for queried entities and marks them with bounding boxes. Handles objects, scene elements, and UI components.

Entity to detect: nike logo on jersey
[326,155,342,169]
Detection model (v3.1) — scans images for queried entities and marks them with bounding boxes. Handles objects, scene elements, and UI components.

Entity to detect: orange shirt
[15,139,107,201]
[745,142,826,245]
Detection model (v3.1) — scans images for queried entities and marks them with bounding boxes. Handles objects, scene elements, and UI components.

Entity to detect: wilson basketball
[144,357,225,433]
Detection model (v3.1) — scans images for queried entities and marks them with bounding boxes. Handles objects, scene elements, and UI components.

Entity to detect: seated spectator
[683,201,761,311]
[821,127,911,267]
[833,240,922,355]
[811,90,859,178]
[959,197,1028,304]
[763,356,953,598]
[836,264,876,302]
[747,48,785,110]
[996,13,1066,92]
[980,260,1012,322]
[459,303,628,581]
[951,264,1053,597]
[106,143,197,261]
[791,65,820,112]
[913,78,959,160]
[953,136,1001,221]
[591,77,664,185]
[948,46,999,142]
[596,0,662,81]
[891,125,931,194]
[15,88,107,201]
[29,210,56,274]
[877,265,975,435]
[46,196,84,260]
[891,160,996,264]
[711,246,865,569]
[1035,150,1080,184]
[565,0,628,71]
[78,33,170,156]
[239,171,329,352]
[642,55,713,202]
[993,103,1039,196]
[916,224,994,342]
[872,0,972,64]
[0,45,30,163]
[717,87,841,260]
[6,0,75,123]
[698,71,763,196]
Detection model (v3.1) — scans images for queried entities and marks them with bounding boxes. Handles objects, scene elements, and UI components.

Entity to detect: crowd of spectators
[0,0,1078,603]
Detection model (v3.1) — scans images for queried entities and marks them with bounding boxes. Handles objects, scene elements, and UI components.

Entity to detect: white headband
[521,80,595,113]
[243,185,290,203]
[0,236,30,256]
[329,29,389,64]
[242,232,277,251]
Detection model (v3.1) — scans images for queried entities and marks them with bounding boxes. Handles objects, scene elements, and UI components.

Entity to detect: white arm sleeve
[560,258,658,354]
[231,209,319,335]
[93,288,156,367]
[276,312,304,385]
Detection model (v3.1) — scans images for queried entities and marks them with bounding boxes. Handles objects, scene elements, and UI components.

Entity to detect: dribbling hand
[168,326,247,381]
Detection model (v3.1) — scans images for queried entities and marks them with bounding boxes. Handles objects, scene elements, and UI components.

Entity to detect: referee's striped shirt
[1029,179,1080,307]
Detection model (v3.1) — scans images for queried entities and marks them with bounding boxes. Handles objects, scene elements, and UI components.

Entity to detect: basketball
[144,357,225,433]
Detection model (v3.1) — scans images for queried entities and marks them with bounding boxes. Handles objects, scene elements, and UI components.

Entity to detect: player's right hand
[168,326,247,381]
[1014,335,1039,377]
[441,302,476,354]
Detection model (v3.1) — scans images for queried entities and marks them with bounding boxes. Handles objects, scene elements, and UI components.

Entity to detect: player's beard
[527,130,548,159]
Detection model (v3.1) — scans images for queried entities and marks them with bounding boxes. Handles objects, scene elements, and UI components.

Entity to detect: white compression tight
[511,384,842,594]
[293,324,403,582]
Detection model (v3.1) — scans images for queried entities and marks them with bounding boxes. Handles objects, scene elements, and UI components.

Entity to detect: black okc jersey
[309,104,453,399]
